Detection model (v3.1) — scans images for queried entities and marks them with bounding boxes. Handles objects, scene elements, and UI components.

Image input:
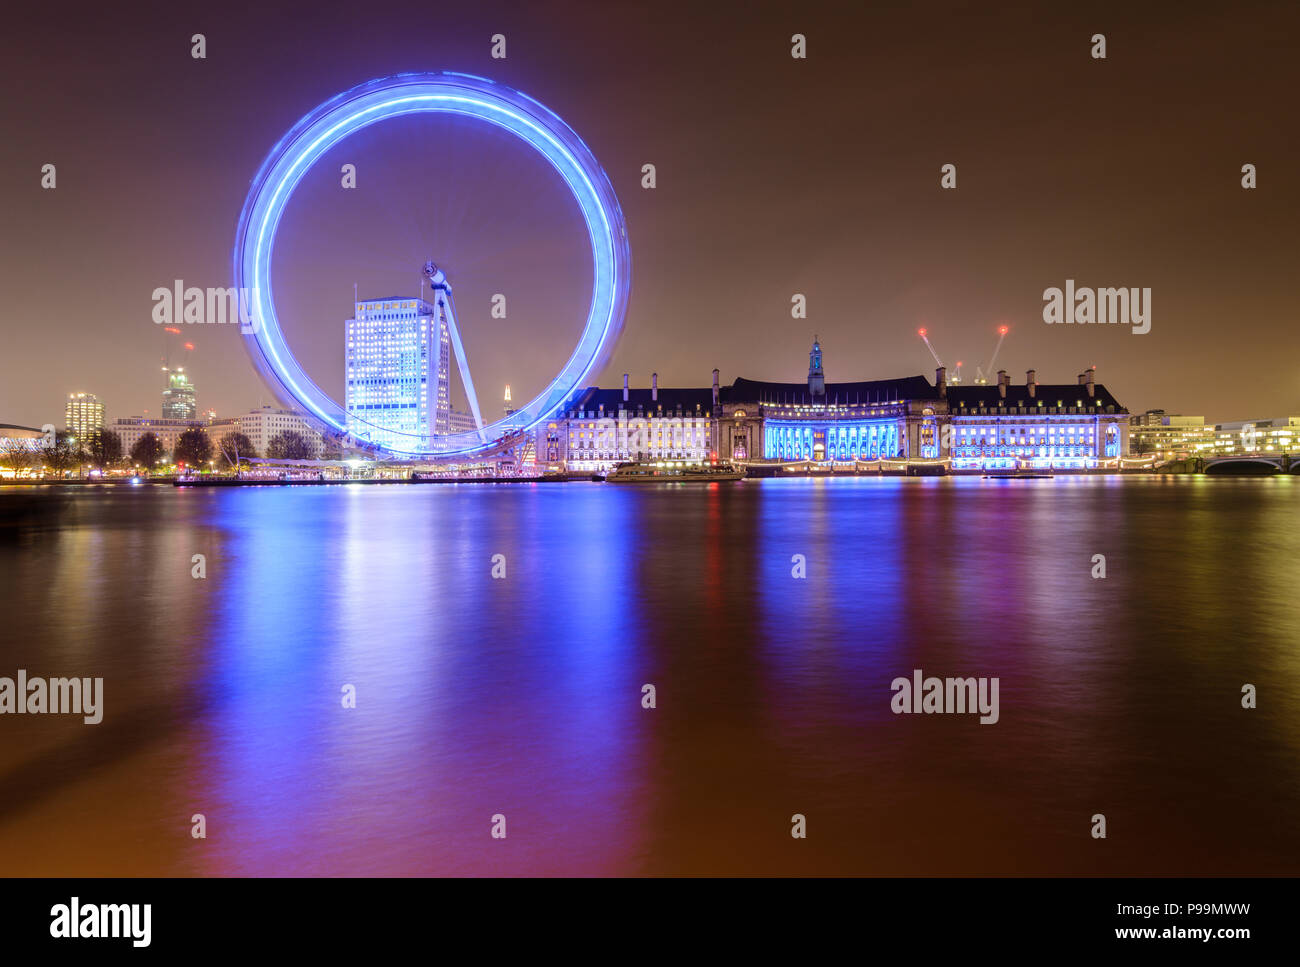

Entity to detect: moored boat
[983,468,1055,479]
[605,460,743,483]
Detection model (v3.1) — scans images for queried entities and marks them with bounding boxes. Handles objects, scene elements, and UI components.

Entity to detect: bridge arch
[1204,457,1283,475]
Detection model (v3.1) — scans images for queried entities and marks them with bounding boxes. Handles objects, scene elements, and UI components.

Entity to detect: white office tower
[345,297,447,452]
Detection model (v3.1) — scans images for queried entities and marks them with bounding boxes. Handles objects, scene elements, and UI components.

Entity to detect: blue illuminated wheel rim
[233,72,631,457]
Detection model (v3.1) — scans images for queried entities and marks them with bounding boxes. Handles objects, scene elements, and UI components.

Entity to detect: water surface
[1,476,1298,875]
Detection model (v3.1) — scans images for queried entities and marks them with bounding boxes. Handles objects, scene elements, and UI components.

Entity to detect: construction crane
[917,327,944,368]
[918,328,966,384]
[974,325,1009,385]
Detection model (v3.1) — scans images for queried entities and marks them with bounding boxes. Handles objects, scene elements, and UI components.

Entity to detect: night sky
[2,0,1297,427]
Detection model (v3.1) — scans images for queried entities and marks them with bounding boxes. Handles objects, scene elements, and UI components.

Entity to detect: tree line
[0,427,342,475]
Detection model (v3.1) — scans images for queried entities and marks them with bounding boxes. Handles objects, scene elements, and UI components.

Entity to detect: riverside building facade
[111,414,240,458]
[1128,411,1215,459]
[943,368,1128,470]
[539,340,1130,472]
[1211,417,1300,455]
[544,373,716,471]
[238,406,324,458]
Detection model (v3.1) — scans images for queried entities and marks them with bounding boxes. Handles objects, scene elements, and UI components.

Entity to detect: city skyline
[29,353,1292,476]
[37,346,1297,439]
[3,1,1299,431]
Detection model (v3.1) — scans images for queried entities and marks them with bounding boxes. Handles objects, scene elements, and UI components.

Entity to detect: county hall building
[542,339,1129,472]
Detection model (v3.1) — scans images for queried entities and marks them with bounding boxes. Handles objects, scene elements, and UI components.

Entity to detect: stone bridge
[1202,454,1298,474]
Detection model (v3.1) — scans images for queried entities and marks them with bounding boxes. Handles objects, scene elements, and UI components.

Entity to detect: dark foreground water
[1,476,1298,876]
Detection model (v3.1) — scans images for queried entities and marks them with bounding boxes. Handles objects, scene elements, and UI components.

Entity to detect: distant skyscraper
[65,392,105,440]
[160,366,196,418]
[159,328,197,417]
[162,367,197,420]
[503,384,515,418]
[345,297,447,451]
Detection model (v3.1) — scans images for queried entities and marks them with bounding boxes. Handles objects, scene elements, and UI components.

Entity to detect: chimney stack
[622,373,629,402]
[997,370,1008,399]
[652,372,658,402]
[1085,367,1095,398]
[936,366,947,399]
[1026,370,1036,398]
[712,368,720,408]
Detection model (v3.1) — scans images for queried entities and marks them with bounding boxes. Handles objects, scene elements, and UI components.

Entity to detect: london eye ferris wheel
[232,72,632,459]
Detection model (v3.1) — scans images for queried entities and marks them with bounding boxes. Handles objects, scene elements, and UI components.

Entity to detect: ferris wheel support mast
[424,261,486,443]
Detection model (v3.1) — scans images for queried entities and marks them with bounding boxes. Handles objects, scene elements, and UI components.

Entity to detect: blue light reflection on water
[194,485,651,874]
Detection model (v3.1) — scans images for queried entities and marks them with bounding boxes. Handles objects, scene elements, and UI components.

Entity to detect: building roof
[558,373,1128,414]
[946,382,1125,411]
[353,297,434,311]
[724,375,937,406]
[0,424,44,439]
[567,386,716,412]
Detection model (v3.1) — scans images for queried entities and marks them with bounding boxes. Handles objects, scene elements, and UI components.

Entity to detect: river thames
[1,476,1298,876]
